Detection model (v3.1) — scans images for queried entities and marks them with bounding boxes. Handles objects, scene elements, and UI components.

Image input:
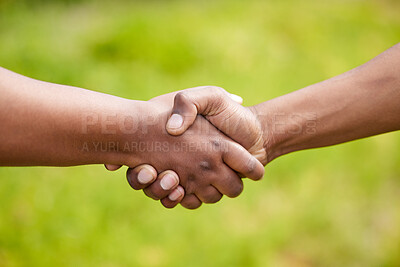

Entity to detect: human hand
[166,86,268,164]
[106,91,264,209]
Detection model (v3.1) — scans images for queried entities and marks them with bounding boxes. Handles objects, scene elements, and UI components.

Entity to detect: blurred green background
[1,0,400,266]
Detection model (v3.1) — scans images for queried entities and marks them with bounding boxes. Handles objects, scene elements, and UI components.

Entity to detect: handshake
[1,44,398,209]
[103,86,269,209]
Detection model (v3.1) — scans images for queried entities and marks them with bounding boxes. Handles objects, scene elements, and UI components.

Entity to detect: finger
[143,171,180,200]
[222,141,265,180]
[160,186,185,209]
[229,93,243,104]
[104,164,122,171]
[166,92,197,136]
[180,194,202,209]
[211,167,244,198]
[196,185,223,204]
[126,164,157,190]
[166,86,237,136]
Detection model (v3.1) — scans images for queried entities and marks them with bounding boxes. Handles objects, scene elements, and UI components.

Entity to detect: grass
[0,0,400,266]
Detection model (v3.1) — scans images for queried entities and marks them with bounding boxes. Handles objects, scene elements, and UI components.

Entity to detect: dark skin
[0,67,264,210]
[125,43,400,208]
[124,93,264,209]
[108,89,268,208]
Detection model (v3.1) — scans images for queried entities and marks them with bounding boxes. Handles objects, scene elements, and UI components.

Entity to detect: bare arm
[256,43,400,162]
[162,43,400,165]
[0,67,264,209]
[0,67,143,166]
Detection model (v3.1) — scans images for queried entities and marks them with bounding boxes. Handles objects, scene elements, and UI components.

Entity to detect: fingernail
[160,173,178,190]
[137,168,154,184]
[168,187,183,201]
[229,93,243,104]
[167,114,183,129]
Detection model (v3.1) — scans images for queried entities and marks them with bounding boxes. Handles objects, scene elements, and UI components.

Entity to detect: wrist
[248,102,283,163]
[250,94,318,163]
[112,100,170,167]
[84,99,152,166]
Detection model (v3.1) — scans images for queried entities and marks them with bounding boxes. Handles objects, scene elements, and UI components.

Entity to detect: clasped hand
[105,86,268,209]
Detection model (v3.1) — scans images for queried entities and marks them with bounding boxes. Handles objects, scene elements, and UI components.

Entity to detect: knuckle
[214,87,225,99]
[175,91,190,105]
[212,139,221,148]
[184,202,201,209]
[206,85,225,95]
[202,192,222,204]
[227,181,244,198]
[174,92,198,114]
[198,186,223,203]
[161,199,177,209]
[199,160,212,171]
[181,196,202,209]
[150,190,164,199]
[143,189,160,200]
[126,176,140,190]
[203,86,224,103]
[150,182,170,199]
[129,183,141,190]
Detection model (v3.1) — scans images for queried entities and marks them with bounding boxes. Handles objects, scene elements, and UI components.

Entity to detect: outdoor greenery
[0,0,400,266]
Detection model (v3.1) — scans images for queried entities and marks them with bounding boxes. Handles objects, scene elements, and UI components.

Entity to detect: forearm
[254,43,400,162]
[0,67,146,166]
